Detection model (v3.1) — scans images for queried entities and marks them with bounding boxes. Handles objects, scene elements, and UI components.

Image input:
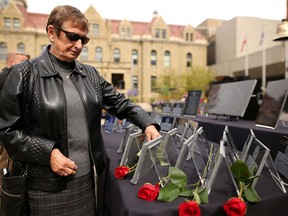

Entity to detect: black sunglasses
[54,27,90,45]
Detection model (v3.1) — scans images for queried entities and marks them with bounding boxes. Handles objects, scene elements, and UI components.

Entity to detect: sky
[27,0,286,27]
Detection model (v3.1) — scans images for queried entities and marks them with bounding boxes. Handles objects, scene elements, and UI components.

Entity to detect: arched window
[151,50,157,66]
[0,42,7,60]
[132,49,138,65]
[17,43,25,54]
[186,53,192,67]
[164,50,170,67]
[113,48,120,63]
[95,47,103,62]
[80,46,88,61]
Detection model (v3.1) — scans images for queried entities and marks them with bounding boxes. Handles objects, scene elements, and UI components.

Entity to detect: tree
[156,66,215,101]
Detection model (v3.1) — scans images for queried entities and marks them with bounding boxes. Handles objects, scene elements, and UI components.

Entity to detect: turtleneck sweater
[49,53,91,178]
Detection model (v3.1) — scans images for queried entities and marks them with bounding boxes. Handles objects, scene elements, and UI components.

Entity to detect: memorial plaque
[160,116,175,132]
[120,131,145,166]
[148,140,171,187]
[280,98,288,125]
[223,126,239,161]
[244,138,270,188]
[130,136,164,184]
[162,103,172,114]
[205,140,224,194]
[171,102,184,115]
[240,129,256,160]
[265,153,286,193]
[255,79,288,129]
[176,119,198,148]
[117,124,140,154]
[274,135,288,184]
[103,114,117,133]
[174,118,189,148]
[205,80,257,117]
[150,112,163,125]
[183,90,202,116]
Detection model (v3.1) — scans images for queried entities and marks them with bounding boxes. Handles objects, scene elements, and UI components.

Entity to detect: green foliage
[230,159,261,203]
[157,167,209,204]
[156,66,215,101]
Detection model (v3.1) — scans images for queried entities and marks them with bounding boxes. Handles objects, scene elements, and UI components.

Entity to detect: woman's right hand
[50,148,78,176]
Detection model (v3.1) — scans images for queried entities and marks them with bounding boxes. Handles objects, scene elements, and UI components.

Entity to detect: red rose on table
[178,200,201,216]
[114,166,130,179]
[137,183,160,201]
[223,197,247,216]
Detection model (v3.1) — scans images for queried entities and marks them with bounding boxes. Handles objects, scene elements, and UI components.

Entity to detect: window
[151,76,157,92]
[132,49,138,65]
[17,43,25,54]
[0,42,7,60]
[155,29,160,38]
[4,17,11,29]
[113,48,120,63]
[164,51,170,67]
[120,27,131,38]
[162,29,166,39]
[132,75,138,88]
[126,28,131,37]
[120,28,125,37]
[13,18,20,30]
[190,33,194,41]
[92,24,99,36]
[151,50,157,66]
[185,32,193,42]
[186,53,192,67]
[186,33,189,41]
[112,73,125,89]
[95,47,103,62]
[80,47,88,61]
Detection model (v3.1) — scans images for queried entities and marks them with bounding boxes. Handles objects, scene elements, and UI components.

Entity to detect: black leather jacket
[0,46,159,192]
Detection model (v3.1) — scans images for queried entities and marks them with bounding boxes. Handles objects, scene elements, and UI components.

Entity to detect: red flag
[259,26,265,46]
[240,38,247,52]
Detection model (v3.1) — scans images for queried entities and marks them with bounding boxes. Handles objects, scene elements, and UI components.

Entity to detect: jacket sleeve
[97,69,160,131]
[0,62,54,166]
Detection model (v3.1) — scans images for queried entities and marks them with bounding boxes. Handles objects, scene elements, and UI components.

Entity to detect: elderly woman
[0,5,160,216]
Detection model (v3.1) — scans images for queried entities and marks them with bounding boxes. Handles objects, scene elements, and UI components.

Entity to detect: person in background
[0,51,30,91]
[0,51,30,186]
[0,5,160,216]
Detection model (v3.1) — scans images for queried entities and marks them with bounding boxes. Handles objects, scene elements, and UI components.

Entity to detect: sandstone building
[0,0,208,103]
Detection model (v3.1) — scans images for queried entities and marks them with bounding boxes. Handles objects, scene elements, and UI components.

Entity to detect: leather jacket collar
[34,45,87,79]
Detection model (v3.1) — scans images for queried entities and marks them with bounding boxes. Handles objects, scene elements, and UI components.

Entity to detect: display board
[183,90,202,116]
[162,103,172,114]
[160,116,175,132]
[103,114,117,133]
[205,80,257,117]
[171,102,185,115]
[130,136,164,185]
[255,79,288,129]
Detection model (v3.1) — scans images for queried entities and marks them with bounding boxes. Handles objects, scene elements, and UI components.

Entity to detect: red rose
[114,166,130,179]
[223,197,247,216]
[178,201,201,216]
[137,183,160,201]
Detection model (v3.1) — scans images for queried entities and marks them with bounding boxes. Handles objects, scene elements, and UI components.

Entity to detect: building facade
[0,0,208,103]
[209,17,285,86]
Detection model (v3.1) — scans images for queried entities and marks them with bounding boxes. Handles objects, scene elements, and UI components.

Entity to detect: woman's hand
[144,125,161,142]
[50,148,78,176]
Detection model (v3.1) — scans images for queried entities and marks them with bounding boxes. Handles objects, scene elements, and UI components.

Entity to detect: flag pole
[245,34,249,77]
[261,26,266,92]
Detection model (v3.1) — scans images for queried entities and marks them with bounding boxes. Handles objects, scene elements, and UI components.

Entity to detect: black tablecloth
[102,117,288,216]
